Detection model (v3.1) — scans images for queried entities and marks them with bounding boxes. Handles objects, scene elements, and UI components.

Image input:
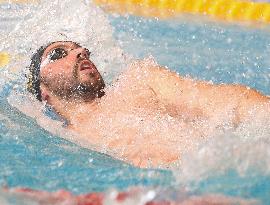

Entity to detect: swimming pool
[0,0,270,204]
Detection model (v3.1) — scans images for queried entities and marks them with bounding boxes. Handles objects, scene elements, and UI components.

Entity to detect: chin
[79,78,100,89]
[79,75,96,84]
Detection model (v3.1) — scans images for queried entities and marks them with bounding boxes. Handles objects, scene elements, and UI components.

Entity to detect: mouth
[79,60,96,72]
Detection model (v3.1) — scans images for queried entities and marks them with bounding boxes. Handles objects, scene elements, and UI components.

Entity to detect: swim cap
[27,43,52,101]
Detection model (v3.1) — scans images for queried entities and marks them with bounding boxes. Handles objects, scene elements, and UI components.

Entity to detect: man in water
[27,41,269,168]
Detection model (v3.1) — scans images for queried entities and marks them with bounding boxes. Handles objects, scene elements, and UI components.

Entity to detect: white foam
[3,0,270,182]
[1,0,132,83]
[174,108,270,185]
[3,0,132,155]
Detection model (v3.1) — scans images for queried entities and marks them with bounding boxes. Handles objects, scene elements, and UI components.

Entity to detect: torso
[69,62,209,168]
[66,60,269,168]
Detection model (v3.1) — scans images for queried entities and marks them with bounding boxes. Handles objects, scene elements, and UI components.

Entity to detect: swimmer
[27,41,270,168]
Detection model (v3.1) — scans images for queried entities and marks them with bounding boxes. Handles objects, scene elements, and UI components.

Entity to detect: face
[40,41,105,101]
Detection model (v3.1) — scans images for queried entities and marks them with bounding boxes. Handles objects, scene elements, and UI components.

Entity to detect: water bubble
[0,120,8,135]
[226,38,232,44]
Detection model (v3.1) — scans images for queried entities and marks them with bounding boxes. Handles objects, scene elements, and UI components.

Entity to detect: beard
[41,64,105,102]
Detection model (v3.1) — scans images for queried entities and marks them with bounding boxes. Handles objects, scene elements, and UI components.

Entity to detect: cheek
[41,61,75,77]
[40,65,53,77]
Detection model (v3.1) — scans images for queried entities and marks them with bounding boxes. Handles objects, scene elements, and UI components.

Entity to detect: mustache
[73,56,88,78]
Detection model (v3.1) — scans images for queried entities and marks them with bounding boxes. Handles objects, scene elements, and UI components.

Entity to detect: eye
[48,48,68,62]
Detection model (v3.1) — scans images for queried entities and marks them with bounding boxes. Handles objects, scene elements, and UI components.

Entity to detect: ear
[41,90,49,102]
[40,85,50,102]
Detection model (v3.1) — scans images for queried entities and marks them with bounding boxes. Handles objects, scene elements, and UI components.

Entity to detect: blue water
[1,3,270,204]
[0,85,172,194]
[109,15,270,203]
[110,15,270,95]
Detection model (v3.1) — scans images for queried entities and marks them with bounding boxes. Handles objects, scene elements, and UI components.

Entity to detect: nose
[76,47,90,59]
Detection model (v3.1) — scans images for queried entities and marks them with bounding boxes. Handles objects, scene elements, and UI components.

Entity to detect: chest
[101,82,167,115]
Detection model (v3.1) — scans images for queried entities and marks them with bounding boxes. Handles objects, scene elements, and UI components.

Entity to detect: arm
[132,59,269,124]
[222,84,269,123]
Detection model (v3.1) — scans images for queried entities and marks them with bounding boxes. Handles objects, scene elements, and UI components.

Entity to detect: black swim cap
[27,43,52,101]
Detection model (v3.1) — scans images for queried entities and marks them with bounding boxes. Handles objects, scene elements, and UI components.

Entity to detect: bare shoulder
[122,57,184,87]
[123,58,160,77]
[219,84,269,103]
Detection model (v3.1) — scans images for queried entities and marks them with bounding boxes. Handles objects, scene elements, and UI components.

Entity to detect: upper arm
[147,65,270,122]
[126,59,269,123]
[229,85,269,121]
[124,59,186,102]
[138,62,186,103]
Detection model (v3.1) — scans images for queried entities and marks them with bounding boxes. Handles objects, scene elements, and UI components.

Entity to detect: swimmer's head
[27,41,105,102]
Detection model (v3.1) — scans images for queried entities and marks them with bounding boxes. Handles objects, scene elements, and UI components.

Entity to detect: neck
[47,96,99,126]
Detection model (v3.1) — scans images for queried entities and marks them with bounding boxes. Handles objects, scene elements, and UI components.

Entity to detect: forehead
[42,41,81,58]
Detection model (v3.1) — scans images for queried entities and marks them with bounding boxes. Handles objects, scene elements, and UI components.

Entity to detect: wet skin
[39,41,270,168]
[40,41,105,101]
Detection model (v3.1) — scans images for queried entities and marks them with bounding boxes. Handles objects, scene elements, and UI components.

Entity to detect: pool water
[110,15,270,95]
[0,0,270,204]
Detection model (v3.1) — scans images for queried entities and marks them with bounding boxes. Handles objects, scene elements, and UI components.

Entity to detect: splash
[174,107,270,186]
[0,0,132,83]
[2,0,133,150]
[1,2,270,203]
